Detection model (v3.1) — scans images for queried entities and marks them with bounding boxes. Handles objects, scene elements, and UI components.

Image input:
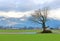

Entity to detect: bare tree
[30,8,51,33]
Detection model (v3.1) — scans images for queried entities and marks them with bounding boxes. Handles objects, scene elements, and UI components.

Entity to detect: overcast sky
[0,0,60,19]
[0,0,60,12]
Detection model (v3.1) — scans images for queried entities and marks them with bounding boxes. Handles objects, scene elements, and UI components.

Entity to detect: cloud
[0,0,56,12]
[31,0,54,5]
[0,7,60,20]
[48,8,60,20]
[15,0,55,11]
[0,0,60,20]
[43,0,60,9]
[0,10,33,18]
[0,11,23,18]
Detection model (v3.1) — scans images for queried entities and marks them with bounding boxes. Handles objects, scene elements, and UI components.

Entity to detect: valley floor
[0,34,60,41]
[0,29,60,41]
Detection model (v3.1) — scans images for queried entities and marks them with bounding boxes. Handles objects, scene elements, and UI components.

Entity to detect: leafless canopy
[31,8,48,24]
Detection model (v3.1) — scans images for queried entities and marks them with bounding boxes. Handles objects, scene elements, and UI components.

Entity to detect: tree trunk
[42,22,46,31]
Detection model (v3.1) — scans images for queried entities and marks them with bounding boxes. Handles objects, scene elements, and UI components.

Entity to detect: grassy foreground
[0,34,60,41]
[0,29,41,32]
[0,30,60,41]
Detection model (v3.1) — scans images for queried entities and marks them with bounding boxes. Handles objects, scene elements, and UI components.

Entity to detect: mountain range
[0,16,60,28]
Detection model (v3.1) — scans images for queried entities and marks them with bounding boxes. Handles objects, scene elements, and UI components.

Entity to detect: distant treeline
[0,26,60,30]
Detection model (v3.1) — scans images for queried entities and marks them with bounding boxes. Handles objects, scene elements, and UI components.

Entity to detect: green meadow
[0,29,41,32]
[0,34,60,41]
[0,29,60,41]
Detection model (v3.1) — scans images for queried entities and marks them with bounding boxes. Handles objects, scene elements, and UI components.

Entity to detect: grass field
[0,29,60,41]
[0,29,41,32]
[0,34,60,41]
[0,29,60,33]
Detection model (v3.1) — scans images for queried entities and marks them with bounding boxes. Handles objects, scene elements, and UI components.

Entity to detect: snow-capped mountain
[0,15,60,28]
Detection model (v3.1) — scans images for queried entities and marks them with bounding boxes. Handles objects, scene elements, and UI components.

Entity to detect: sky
[0,0,60,27]
[0,0,57,11]
[0,0,53,11]
[0,0,60,19]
